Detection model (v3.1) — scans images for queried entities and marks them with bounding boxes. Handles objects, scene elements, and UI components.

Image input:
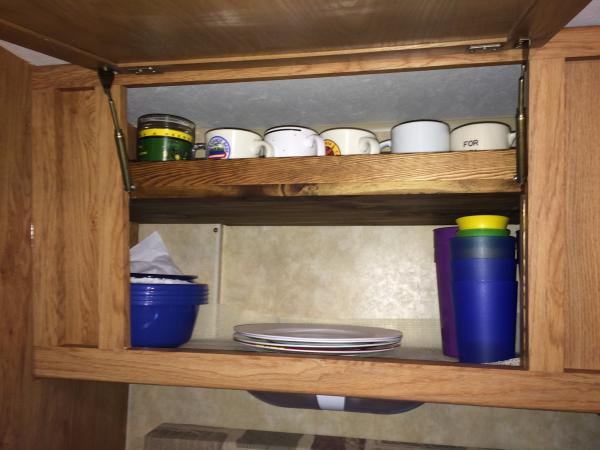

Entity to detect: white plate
[234,338,401,355]
[234,323,402,344]
[233,333,401,349]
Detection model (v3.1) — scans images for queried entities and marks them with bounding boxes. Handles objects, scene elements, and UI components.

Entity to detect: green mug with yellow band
[137,114,195,161]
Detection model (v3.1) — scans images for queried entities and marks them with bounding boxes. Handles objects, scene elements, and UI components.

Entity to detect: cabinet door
[31,76,129,351]
[0,0,590,70]
[564,58,600,371]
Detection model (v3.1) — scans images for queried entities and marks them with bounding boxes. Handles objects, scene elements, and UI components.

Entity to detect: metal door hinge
[466,43,503,53]
[125,66,162,75]
[514,38,531,50]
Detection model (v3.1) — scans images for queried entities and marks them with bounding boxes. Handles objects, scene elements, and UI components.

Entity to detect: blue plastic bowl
[130,283,208,348]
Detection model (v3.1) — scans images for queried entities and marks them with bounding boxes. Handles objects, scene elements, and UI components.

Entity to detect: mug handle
[257,140,275,157]
[379,139,391,153]
[360,136,381,154]
[508,131,517,148]
[311,135,326,156]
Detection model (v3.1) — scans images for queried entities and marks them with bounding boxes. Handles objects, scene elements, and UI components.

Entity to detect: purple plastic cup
[434,226,459,357]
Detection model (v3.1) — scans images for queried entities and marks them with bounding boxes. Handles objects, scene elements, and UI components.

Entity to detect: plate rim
[234,323,402,343]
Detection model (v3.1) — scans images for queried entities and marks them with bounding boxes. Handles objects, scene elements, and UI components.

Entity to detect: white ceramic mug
[450,122,516,151]
[320,128,381,156]
[206,128,273,159]
[391,120,450,153]
[264,126,325,157]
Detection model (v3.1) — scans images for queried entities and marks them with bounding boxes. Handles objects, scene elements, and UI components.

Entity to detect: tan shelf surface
[34,345,600,412]
[130,150,520,225]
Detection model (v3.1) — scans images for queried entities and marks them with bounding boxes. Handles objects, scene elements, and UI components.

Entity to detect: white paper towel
[130,231,184,275]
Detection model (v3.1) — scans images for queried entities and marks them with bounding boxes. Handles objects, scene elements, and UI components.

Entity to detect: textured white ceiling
[0,39,66,65]
[127,65,522,129]
[567,0,600,27]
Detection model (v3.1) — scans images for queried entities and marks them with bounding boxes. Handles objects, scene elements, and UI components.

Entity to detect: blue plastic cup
[451,236,516,260]
[452,258,516,282]
[452,280,517,363]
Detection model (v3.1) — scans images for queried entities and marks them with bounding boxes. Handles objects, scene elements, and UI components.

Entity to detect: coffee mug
[450,122,516,151]
[264,126,325,157]
[206,128,273,159]
[391,120,450,153]
[320,128,381,156]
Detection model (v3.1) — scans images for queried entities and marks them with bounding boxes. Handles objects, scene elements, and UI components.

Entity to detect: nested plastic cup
[456,215,509,230]
[453,280,517,363]
[457,228,510,237]
[433,226,459,357]
[451,236,516,260]
[452,258,516,282]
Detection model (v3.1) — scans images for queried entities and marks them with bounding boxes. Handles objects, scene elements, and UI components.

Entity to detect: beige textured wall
[127,224,600,450]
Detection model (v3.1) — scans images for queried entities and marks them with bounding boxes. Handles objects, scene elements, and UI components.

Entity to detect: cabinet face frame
[30,27,600,412]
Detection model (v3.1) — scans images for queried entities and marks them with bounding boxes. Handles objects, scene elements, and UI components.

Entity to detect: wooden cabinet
[2,2,599,413]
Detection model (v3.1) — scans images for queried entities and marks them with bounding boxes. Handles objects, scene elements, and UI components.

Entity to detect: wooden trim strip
[116,48,524,88]
[130,150,518,192]
[96,85,130,350]
[34,347,600,412]
[526,57,567,373]
[32,48,524,90]
[31,88,63,347]
[0,17,115,69]
[118,36,508,69]
[531,26,600,60]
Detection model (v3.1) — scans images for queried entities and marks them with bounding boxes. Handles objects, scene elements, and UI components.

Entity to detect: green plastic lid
[457,228,510,237]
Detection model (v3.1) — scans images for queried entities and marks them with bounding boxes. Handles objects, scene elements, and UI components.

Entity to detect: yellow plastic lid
[456,215,509,230]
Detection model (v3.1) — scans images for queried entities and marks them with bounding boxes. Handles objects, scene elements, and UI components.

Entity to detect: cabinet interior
[124,63,525,368]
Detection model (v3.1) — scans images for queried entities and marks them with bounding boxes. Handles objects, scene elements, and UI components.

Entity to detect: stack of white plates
[233,323,402,355]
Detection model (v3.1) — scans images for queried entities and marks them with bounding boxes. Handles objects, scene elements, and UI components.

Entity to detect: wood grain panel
[131,193,520,226]
[96,85,130,350]
[0,0,530,67]
[32,84,129,349]
[526,57,566,373]
[35,346,600,412]
[508,0,592,47]
[129,151,519,225]
[32,47,524,90]
[130,150,517,190]
[531,26,600,60]
[31,88,63,347]
[1,45,128,450]
[564,58,600,371]
[0,39,34,450]
[58,87,100,346]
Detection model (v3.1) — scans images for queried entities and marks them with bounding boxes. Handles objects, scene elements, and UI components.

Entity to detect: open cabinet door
[0,0,592,71]
[31,70,130,352]
[0,47,128,450]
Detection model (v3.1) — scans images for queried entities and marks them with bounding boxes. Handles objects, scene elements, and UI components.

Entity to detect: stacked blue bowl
[451,236,517,363]
[130,282,208,347]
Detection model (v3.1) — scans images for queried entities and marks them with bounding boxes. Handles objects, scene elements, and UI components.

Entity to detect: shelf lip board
[130,150,518,198]
[34,346,600,412]
[130,193,520,226]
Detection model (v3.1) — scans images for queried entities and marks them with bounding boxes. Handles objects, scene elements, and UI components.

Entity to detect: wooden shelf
[130,150,520,225]
[33,345,600,412]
